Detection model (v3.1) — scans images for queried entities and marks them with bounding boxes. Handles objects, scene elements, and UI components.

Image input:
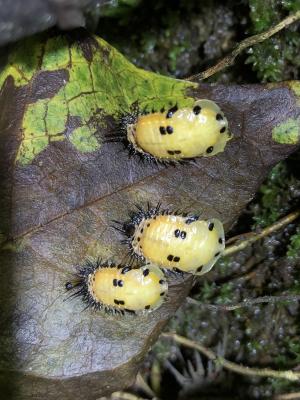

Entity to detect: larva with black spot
[115,204,225,276]
[111,99,231,162]
[65,260,168,314]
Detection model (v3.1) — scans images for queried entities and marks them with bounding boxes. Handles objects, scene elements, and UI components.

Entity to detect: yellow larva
[65,261,168,314]
[125,99,231,161]
[118,205,225,276]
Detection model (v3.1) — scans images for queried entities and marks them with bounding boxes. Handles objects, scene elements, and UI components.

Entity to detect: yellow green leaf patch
[272,117,300,145]
[0,32,196,166]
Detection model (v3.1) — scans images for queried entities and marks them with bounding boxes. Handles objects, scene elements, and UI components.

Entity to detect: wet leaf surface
[0,30,299,400]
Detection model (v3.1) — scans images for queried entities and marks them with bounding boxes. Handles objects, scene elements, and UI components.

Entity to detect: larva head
[126,100,231,162]
[66,261,168,314]
[120,206,225,275]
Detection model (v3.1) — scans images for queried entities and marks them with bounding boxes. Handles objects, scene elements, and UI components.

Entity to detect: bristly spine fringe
[65,259,134,315]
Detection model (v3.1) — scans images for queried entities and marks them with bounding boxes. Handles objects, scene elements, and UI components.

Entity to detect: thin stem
[186,294,300,311]
[274,393,300,400]
[136,373,157,398]
[187,11,300,81]
[162,333,300,382]
[223,210,300,257]
[109,393,149,400]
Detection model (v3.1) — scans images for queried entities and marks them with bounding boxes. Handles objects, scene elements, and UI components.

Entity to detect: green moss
[215,282,234,304]
[216,256,232,274]
[287,338,300,362]
[249,0,281,33]
[253,162,292,228]
[287,227,300,260]
[247,0,300,82]
[282,0,300,11]
[272,117,300,144]
[100,0,141,17]
[1,33,196,165]
[246,339,263,353]
[196,281,217,302]
[151,338,175,364]
[268,377,298,393]
[193,280,235,306]
[274,336,300,372]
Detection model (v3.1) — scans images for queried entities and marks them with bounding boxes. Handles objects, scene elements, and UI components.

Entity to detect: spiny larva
[115,203,225,275]
[111,99,231,163]
[65,260,168,314]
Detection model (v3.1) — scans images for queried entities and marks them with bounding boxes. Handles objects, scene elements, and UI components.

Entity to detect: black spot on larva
[160,292,165,296]
[160,126,166,135]
[93,276,95,281]
[216,113,223,121]
[147,223,150,227]
[125,308,136,314]
[118,280,124,287]
[137,237,140,242]
[167,254,174,261]
[174,150,181,154]
[166,126,173,134]
[159,279,165,285]
[141,228,143,233]
[185,216,199,224]
[206,146,214,154]
[166,105,178,118]
[121,266,131,274]
[143,268,149,277]
[173,267,183,273]
[215,252,220,257]
[174,256,180,262]
[181,231,186,239]
[193,105,201,115]
[167,150,174,155]
[174,229,180,238]
[65,282,73,290]
[208,222,214,231]
[114,299,125,305]
[197,266,203,273]
[219,238,223,244]
[220,126,226,133]
[145,305,151,310]
[113,279,118,287]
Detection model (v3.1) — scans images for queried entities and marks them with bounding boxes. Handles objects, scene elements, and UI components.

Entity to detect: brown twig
[162,333,300,382]
[187,11,300,81]
[223,210,300,257]
[99,393,149,400]
[136,373,157,399]
[274,393,300,400]
[186,294,300,311]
